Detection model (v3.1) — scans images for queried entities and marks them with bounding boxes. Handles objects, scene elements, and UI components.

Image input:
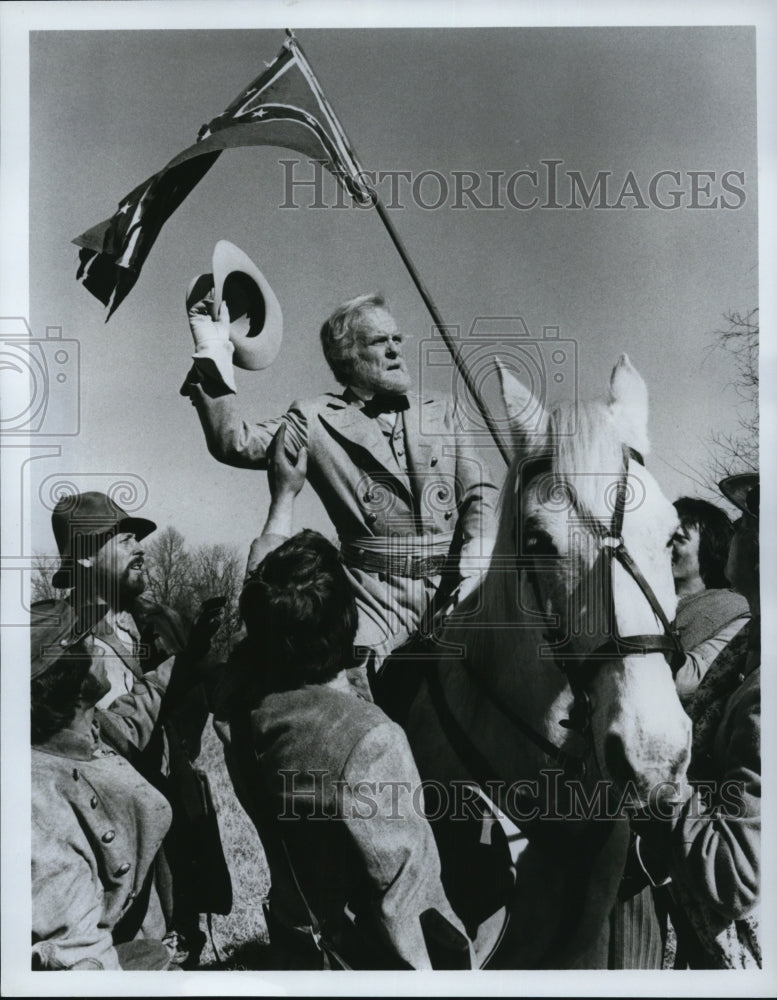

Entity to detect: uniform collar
[344,385,368,405]
[33,718,103,761]
[344,385,410,414]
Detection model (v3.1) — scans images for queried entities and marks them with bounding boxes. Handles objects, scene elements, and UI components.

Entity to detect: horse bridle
[452,444,684,775]
[416,445,684,953]
[521,444,684,742]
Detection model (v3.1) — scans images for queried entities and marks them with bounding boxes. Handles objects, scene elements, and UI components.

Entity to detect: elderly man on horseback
[182,281,499,695]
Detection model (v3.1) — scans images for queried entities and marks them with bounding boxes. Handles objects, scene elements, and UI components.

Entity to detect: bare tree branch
[705,308,758,484]
[144,526,194,613]
[30,552,66,604]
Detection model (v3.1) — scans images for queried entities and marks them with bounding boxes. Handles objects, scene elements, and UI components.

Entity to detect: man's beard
[352,357,412,396]
[118,568,146,609]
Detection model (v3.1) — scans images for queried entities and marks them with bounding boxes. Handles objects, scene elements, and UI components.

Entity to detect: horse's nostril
[603,732,635,789]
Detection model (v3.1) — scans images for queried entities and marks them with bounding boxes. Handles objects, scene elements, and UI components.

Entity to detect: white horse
[399,355,692,968]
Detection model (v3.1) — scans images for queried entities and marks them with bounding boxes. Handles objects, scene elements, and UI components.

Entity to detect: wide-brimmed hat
[186,240,283,371]
[51,491,156,589]
[719,473,759,518]
[30,599,107,679]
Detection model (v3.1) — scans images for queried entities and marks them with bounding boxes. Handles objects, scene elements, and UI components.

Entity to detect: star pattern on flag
[73,33,373,317]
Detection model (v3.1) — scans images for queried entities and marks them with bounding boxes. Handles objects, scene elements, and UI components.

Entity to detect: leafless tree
[188,542,245,658]
[144,525,194,613]
[30,552,65,604]
[707,308,758,483]
[133,527,247,659]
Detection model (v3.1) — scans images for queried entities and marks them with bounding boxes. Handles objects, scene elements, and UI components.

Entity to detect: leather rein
[460,445,684,775]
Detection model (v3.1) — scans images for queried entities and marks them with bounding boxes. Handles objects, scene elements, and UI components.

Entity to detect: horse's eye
[523,530,558,556]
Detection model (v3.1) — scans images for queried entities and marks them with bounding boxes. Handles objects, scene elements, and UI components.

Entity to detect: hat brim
[51,516,156,589]
[718,473,759,517]
[117,515,157,542]
[212,239,283,371]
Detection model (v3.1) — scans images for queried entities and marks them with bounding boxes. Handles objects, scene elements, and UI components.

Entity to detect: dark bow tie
[361,394,410,418]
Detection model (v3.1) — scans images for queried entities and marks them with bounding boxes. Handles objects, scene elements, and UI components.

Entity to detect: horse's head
[496,354,691,806]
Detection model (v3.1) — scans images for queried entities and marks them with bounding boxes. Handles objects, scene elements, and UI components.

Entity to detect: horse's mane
[461,397,626,671]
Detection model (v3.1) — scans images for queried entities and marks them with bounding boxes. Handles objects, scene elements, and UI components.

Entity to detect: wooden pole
[372,198,512,465]
[287,29,512,466]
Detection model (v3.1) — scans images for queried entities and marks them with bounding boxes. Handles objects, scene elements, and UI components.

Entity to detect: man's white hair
[320,292,387,385]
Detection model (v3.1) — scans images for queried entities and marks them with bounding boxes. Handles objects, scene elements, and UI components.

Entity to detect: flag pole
[286,30,512,467]
[371,198,512,466]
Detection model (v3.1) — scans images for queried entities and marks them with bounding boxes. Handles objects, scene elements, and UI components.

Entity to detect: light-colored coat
[31,661,174,971]
[215,677,470,969]
[186,381,499,652]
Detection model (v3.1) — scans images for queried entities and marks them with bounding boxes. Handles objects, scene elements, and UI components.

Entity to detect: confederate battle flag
[73,32,373,318]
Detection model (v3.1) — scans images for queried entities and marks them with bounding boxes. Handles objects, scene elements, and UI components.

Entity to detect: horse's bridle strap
[585,634,682,661]
[456,444,684,765]
[607,538,684,672]
[611,542,674,636]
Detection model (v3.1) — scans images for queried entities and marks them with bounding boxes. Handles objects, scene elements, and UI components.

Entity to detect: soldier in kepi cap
[180,244,499,696]
[45,490,228,966]
[31,601,178,970]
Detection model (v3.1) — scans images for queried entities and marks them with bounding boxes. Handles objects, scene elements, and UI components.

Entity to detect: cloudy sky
[19,20,761,562]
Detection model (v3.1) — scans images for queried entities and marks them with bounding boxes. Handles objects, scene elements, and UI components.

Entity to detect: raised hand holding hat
[188,291,237,393]
[184,240,283,394]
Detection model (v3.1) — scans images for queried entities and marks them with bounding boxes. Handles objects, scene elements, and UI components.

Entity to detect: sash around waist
[340,532,456,578]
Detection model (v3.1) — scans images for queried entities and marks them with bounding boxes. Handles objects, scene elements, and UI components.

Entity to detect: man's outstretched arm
[245,423,309,576]
[181,294,307,468]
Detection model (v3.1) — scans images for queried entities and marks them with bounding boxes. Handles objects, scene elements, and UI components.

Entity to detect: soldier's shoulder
[290,391,349,414]
[409,388,451,404]
[30,597,74,627]
[410,392,454,418]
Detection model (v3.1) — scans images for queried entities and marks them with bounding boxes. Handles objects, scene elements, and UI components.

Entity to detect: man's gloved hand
[188,294,237,392]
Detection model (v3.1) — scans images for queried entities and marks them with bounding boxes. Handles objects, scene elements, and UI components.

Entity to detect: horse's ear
[607,354,650,455]
[495,357,548,452]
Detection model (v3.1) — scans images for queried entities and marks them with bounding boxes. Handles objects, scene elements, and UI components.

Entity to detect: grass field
[194,721,272,969]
